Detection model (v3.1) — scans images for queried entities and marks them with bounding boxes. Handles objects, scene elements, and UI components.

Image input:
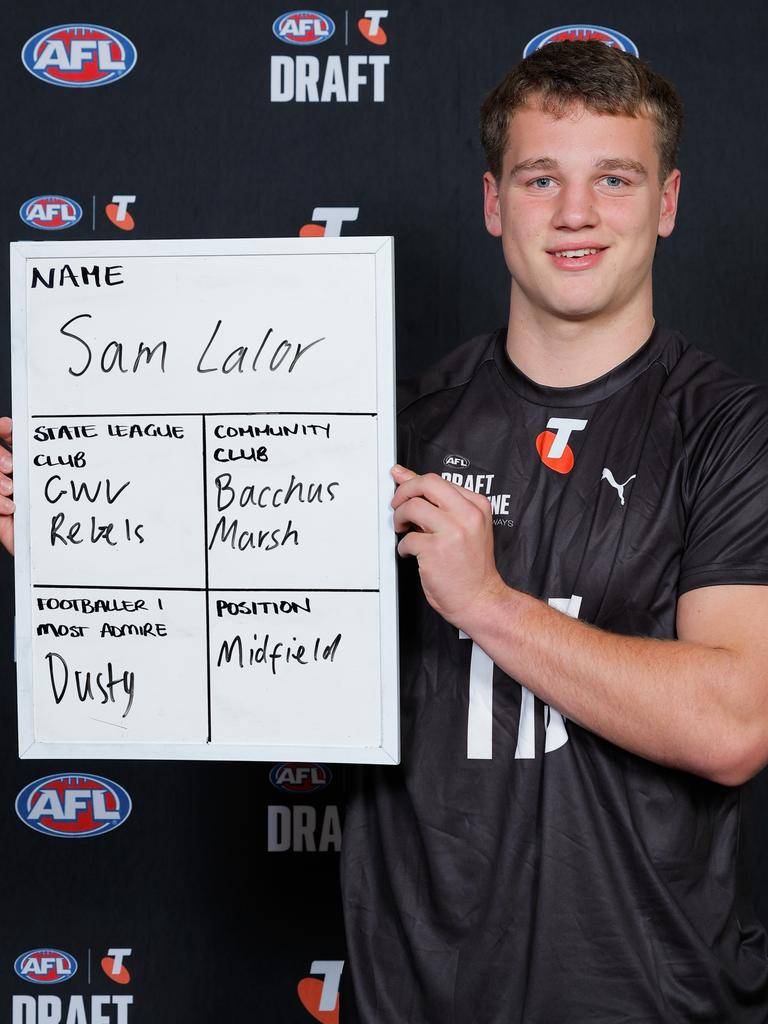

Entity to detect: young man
[341,41,768,1022]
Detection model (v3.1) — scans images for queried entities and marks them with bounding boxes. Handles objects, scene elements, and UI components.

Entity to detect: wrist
[459,574,517,642]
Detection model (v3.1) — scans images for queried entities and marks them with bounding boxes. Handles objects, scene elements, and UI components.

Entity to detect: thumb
[391,464,417,483]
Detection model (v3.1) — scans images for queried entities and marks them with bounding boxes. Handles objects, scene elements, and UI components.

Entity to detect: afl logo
[523,25,639,58]
[273,11,335,45]
[16,773,132,838]
[20,195,82,231]
[14,948,77,985]
[443,454,469,468]
[21,24,137,88]
[269,762,332,793]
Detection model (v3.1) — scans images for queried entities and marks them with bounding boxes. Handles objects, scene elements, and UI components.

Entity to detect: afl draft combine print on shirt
[342,325,768,1024]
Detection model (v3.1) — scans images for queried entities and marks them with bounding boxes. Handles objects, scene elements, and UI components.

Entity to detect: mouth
[546,246,608,270]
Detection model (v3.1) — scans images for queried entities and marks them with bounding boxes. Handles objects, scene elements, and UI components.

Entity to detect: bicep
[677,585,768,782]
[677,585,768,655]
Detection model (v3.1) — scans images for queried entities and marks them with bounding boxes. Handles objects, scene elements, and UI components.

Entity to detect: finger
[396,530,434,559]
[395,473,492,521]
[391,471,476,515]
[456,487,492,515]
[391,463,416,483]
[0,449,12,475]
[0,497,15,515]
[0,516,14,556]
[393,496,447,536]
[0,417,12,449]
[0,473,13,497]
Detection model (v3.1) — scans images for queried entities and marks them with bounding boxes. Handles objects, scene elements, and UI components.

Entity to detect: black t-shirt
[342,325,768,1023]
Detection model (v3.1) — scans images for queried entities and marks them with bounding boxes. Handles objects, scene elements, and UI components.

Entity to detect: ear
[657,168,681,239]
[483,171,502,237]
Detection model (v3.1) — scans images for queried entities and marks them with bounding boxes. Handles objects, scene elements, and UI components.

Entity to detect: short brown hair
[480,41,683,183]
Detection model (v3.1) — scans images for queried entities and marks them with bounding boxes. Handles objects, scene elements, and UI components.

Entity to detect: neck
[505,285,655,388]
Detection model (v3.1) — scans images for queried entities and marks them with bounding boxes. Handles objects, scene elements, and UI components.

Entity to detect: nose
[552,182,598,231]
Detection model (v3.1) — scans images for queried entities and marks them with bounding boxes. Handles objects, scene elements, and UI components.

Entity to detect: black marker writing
[107,422,185,439]
[31,264,124,289]
[214,473,339,511]
[35,424,97,442]
[217,632,342,675]
[196,321,324,375]
[207,516,298,552]
[34,452,87,469]
[212,446,268,464]
[37,623,88,638]
[60,314,167,377]
[36,597,147,613]
[99,622,167,638]
[46,651,135,718]
[213,422,331,439]
[216,597,312,617]
[50,513,145,546]
[44,475,130,505]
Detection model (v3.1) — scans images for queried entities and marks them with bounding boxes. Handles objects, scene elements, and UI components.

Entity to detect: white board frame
[10,237,399,764]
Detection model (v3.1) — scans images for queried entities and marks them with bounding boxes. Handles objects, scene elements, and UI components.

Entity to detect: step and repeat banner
[3,2,768,1021]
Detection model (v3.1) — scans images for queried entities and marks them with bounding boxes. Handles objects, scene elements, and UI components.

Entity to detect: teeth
[554,248,600,258]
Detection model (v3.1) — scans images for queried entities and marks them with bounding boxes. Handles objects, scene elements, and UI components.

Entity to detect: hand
[0,417,14,556]
[391,464,506,629]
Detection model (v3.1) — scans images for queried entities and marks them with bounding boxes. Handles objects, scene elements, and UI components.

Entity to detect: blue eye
[603,176,624,187]
[532,177,553,188]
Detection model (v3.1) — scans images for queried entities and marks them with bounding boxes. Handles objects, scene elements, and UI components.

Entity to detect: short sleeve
[678,382,768,595]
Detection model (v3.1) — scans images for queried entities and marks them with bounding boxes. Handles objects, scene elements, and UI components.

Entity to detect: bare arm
[392,465,768,786]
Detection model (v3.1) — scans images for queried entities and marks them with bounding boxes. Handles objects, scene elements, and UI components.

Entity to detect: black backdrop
[4,3,768,1021]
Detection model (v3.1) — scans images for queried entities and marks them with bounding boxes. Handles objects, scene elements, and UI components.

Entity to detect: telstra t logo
[536,417,588,474]
[101,948,132,984]
[299,207,359,237]
[358,9,388,44]
[298,960,344,1022]
[105,195,136,231]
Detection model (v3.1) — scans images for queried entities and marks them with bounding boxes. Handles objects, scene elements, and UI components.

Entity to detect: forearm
[390,466,768,785]
[461,585,762,785]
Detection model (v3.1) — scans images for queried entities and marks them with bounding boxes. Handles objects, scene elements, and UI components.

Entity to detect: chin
[543,297,609,321]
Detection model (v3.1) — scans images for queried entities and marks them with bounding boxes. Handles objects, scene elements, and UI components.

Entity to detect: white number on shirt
[460,595,582,760]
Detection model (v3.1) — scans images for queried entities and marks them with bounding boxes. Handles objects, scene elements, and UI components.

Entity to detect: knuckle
[476,496,491,517]
[467,506,484,528]
[449,527,465,547]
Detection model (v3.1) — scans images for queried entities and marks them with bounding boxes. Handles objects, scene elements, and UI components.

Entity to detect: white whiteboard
[10,237,399,763]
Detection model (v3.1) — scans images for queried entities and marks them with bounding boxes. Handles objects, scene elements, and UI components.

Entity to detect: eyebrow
[595,158,647,178]
[508,157,558,177]
[508,157,648,179]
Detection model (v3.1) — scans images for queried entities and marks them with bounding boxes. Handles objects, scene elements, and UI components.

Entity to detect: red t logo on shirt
[535,417,588,474]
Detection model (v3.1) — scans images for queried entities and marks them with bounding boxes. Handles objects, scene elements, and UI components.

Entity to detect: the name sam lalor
[56,315,325,377]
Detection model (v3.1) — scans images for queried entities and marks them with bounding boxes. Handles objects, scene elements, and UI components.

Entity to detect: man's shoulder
[656,328,768,437]
[653,330,768,520]
[397,331,500,419]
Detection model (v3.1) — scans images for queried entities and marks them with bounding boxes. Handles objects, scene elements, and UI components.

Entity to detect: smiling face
[483,99,680,327]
